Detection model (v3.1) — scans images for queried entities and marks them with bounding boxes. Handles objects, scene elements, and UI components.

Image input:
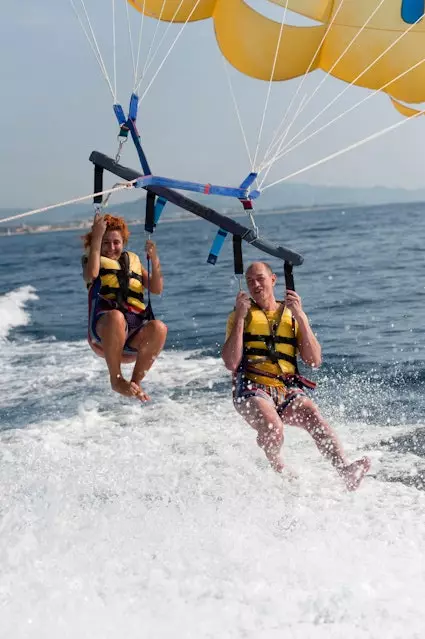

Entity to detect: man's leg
[127,319,168,401]
[281,396,370,490]
[235,396,286,472]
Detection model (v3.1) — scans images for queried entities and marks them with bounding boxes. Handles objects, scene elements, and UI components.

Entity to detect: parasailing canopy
[128,0,425,115]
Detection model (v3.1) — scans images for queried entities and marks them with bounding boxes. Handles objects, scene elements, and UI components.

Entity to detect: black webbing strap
[145,191,156,233]
[94,165,104,206]
[243,348,297,367]
[233,235,243,276]
[284,261,295,291]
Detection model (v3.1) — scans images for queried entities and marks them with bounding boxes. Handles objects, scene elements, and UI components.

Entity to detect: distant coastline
[0,203,354,238]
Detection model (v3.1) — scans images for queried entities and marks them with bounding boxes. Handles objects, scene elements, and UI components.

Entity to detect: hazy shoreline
[0,202,356,238]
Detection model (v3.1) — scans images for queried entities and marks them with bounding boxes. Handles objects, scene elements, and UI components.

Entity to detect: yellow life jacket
[93,251,146,312]
[242,301,297,378]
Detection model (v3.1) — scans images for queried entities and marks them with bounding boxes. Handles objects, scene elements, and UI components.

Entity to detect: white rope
[140,0,168,85]
[138,0,203,104]
[259,14,425,179]
[263,58,425,176]
[259,0,388,184]
[221,58,254,169]
[252,0,290,171]
[0,182,138,225]
[69,0,116,102]
[133,0,147,91]
[260,0,345,166]
[112,0,117,99]
[124,0,137,84]
[137,0,186,95]
[262,106,425,191]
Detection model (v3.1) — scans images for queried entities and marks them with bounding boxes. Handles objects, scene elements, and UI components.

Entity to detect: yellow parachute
[128,0,425,116]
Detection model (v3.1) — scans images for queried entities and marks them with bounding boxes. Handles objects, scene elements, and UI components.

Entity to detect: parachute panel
[390,96,425,116]
[320,27,425,104]
[127,0,215,22]
[268,0,333,22]
[331,0,425,32]
[213,0,325,81]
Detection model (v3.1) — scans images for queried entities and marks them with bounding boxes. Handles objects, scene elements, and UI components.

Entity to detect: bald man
[222,262,370,491]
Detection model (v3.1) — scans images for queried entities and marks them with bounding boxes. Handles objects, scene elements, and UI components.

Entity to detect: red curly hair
[83,214,130,249]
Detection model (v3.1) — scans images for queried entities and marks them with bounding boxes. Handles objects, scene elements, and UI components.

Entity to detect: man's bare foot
[270,458,298,480]
[111,375,149,402]
[340,456,371,491]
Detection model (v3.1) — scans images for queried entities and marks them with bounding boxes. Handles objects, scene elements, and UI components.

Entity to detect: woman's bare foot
[111,375,149,402]
[340,456,371,491]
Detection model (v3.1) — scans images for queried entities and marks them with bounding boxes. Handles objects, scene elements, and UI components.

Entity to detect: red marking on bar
[204,183,212,194]
[240,198,253,210]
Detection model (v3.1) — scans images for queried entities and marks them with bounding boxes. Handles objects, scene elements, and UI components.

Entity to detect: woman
[82,212,167,401]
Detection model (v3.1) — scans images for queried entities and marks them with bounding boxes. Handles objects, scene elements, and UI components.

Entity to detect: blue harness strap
[207,228,228,265]
[154,196,167,225]
[206,172,258,268]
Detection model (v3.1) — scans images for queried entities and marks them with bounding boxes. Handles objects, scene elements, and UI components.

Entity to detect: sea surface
[1,203,425,638]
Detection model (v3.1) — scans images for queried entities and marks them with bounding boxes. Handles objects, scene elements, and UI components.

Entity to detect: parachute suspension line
[262,105,425,191]
[137,0,203,104]
[133,0,146,91]
[259,17,425,180]
[139,0,168,86]
[134,0,186,94]
[221,58,254,170]
[112,0,117,99]
[252,0,290,173]
[259,0,346,171]
[257,91,309,179]
[69,0,116,101]
[124,0,146,90]
[258,0,389,184]
[124,0,137,85]
[263,52,425,176]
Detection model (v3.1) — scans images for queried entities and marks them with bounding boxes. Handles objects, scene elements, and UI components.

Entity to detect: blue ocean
[1,203,425,638]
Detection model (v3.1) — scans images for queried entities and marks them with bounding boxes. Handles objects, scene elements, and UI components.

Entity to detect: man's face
[246,263,276,304]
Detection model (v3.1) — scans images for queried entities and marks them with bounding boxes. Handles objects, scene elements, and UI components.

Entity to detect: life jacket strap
[243,364,317,390]
[243,332,297,347]
[243,347,297,367]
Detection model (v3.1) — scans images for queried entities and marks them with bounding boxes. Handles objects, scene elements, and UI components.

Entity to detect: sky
[1,0,425,209]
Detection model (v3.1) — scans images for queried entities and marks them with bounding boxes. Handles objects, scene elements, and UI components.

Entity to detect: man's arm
[286,290,322,368]
[221,292,251,372]
[295,312,322,368]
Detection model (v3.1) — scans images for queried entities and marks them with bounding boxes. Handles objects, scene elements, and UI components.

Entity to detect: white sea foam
[0,285,38,340]
[1,292,425,638]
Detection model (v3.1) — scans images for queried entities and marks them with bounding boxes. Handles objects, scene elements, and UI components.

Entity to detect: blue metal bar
[129,93,139,120]
[113,104,127,126]
[126,118,152,176]
[239,172,258,190]
[207,228,228,265]
[134,175,250,199]
[154,196,167,224]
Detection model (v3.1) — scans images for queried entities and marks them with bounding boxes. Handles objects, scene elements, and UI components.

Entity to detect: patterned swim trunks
[232,371,306,416]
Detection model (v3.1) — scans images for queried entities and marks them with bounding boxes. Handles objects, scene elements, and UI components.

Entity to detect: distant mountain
[2,182,425,228]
